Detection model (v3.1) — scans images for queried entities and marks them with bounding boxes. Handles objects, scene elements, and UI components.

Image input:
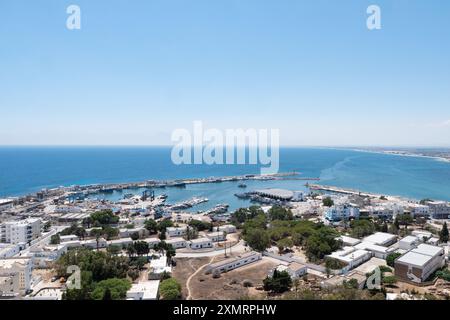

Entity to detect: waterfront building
[426,201,450,219]
[0,199,14,212]
[254,189,294,201]
[325,205,360,222]
[409,204,430,218]
[0,218,42,244]
[395,244,445,283]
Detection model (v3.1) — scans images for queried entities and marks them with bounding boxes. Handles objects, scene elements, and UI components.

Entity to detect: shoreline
[345,147,450,163]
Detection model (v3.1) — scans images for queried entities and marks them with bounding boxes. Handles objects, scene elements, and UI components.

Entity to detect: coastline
[345,147,450,163]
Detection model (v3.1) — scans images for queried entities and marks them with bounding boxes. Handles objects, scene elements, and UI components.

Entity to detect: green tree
[263,270,292,293]
[350,219,376,238]
[439,222,449,243]
[244,229,270,252]
[90,209,119,226]
[268,206,293,221]
[91,278,131,300]
[90,228,104,251]
[133,241,150,257]
[43,221,51,232]
[386,252,402,267]
[159,278,181,300]
[276,238,294,254]
[188,219,212,231]
[165,244,176,265]
[396,214,413,229]
[322,197,334,207]
[144,219,158,234]
[50,234,61,245]
[130,232,140,241]
[107,244,121,255]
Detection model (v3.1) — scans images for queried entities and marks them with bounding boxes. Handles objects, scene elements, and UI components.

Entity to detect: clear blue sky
[1,0,450,146]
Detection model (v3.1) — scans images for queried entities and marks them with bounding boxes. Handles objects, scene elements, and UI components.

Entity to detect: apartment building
[325,205,360,222]
[0,218,42,244]
[426,201,450,219]
[0,257,32,296]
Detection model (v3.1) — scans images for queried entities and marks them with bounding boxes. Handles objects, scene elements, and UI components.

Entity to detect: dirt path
[185,256,216,300]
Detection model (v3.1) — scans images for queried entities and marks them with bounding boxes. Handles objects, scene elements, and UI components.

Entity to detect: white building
[189,237,213,250]
[217,225,237,234]
[411,230,433,241]
[126,280,160,300]
[395,244,445,283]
[148,255,171,279]
[0,243,23,258]
[325,205,360,222]
[269,262,307,279]
[166,226,187,238]
[165,237,186,249]
[409,204,430,218]
[0,257,32,296]
[426,201,450,219]
[339,235,361,246]
[59,235,79,243]
[0,199,14,212]
[28,244,68,268]
[354,241,395,259]
[205,251,262,274]
[328,246,372,269]
[206,231,226,242]
[363,232,397,247]
[0,218,42,244]
[398,236,420,251]
[119,227,147,238]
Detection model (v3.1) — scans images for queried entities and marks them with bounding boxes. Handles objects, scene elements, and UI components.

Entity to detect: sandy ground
[171,257,212,298]
[185,257,277,300]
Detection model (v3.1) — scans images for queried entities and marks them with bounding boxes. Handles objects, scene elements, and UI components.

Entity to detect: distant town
[1,173,449,300]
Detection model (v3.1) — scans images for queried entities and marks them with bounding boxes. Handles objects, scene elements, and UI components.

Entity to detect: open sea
[1,147,450,211]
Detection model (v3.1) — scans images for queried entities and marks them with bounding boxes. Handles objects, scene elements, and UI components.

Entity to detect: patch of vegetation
[386,252,402,268]
[159,278,182,300]
[263,270,292,293]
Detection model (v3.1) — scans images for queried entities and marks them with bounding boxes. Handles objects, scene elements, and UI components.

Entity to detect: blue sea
[1,147,450,211]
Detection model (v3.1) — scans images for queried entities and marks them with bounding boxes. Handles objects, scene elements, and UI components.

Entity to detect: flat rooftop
[397,251,433,268]
[399,236,419,244]
[339,235,361,246]
[363,232,397,246]
[127,281,160,300]
[411,244,443,257]
[255,188,294,199]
